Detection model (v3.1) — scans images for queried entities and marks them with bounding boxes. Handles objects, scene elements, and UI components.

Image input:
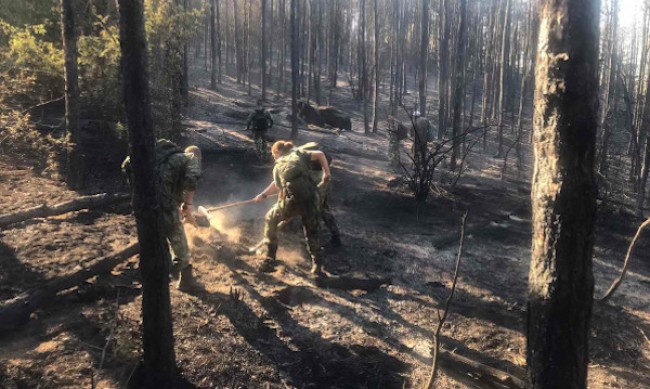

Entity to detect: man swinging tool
[246,99,274,162]
[253,140,331,277]
[122,139,202,291]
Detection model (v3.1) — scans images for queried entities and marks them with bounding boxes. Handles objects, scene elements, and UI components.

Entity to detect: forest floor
[1,63,650,389]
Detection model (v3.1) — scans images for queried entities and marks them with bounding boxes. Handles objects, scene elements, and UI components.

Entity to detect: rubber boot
[177,265,198,291]
[258,242,278,272]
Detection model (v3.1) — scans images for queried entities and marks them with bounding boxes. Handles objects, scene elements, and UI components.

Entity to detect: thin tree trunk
[291,0,299,138]
[450,0,467,171]
[419,0,430,116]
[210,0,217,90]
[361,0,369,133]
[117,0,176,383]
[528,0,600,388]
[261,0,268,100]
[371,0,379,132]
[62,0,83,190]
[495,0,510,157]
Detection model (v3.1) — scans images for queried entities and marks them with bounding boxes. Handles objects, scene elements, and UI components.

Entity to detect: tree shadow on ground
[189,255,409,389]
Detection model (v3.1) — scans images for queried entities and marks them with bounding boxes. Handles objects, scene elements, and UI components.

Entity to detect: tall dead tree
[418,0,430,116]
[62,0,83,190]
[528,0,600,387]
[450,0,467,171]
[495,0,511,157]
[438,0,450,139]
[371,0,379,132]
[597,0,619,177]
[210,0,217,90]
[360,0,369,134]
[261,0,268,100]
[290,0,299,138]
[117,0,176,384]
[217,0,222,83]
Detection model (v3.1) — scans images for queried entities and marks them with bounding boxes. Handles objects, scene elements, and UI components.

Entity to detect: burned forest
[1,0,650,388]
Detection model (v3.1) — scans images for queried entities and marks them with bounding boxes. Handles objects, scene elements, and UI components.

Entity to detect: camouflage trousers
[388,137,402,168]
[318,181,340,237]
[162,206,190,269]
[253,131,269,162]
[263,198,323,266]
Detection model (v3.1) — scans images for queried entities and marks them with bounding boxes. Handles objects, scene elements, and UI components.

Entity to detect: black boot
[258,243,278,272]
[177,265,198,291]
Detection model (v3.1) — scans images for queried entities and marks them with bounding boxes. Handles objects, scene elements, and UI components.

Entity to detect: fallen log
[0,243,140,332]
[0,193,130,228]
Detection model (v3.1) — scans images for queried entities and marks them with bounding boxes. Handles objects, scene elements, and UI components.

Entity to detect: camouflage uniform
[311,169,340,239]
[262,149,323,269]
[388,120,403,168]
[157,141,201,270]
[121,140,201,271]
[411,117,430,164]
[247,108,274,162]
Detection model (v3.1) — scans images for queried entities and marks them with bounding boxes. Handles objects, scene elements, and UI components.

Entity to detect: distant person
[246,99,274,162]
[387,115,408,169]
[122,139,202,291]
[411,111,430,163]
[254,140,331,277]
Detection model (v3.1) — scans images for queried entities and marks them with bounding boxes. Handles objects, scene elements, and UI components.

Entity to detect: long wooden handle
[204,194,277,213]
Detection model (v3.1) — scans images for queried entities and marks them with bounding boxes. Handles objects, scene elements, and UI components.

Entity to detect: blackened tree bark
[437,0,449,139]
[528,0,600,387]
[210,0,217,90]
[291,0,299,138]
[62,0,83,190]
[450,0,467,171]
[181,0,189,104]
[117,0,176,384]
[418,0,429,116]
[261,0,268,100]
[217,0,222,83]
[371,0,379,132]
[360,0,369,134]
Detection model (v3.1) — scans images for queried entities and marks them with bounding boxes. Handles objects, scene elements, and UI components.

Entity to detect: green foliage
[78,23,121,118]
[0,21,64,106]
[0,110,65,178]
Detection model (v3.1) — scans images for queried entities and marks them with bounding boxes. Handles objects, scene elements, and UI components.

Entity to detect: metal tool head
[194,206,211,227]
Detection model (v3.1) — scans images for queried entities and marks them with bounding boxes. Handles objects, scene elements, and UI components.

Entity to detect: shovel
[195,195,277,227]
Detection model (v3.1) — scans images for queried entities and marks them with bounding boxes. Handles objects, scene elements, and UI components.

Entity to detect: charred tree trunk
[261,0,268,100]
[450,0,467,171]
[419,0,430,116]
[438,0,450,139]
[117,0,176,383]
[360,0,369,134]
[210,0,217,90]
[62,0,83,190]
[528,0,600,388]
[371,0,379,132]
[495,0,511,157]
[291,0,299,138]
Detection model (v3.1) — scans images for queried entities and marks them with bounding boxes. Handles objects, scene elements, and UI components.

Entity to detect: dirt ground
[1,63,649,389]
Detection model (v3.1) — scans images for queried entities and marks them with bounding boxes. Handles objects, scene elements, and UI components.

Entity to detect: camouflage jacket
[273,149,317,209]
[247,109,274,131]
[121,139,201,209]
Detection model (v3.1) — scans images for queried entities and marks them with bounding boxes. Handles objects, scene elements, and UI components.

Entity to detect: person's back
[155,140,201,207]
